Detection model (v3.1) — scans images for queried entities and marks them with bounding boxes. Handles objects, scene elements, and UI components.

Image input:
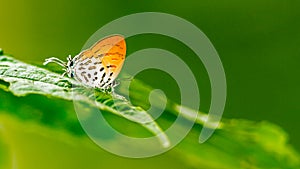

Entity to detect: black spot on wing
[102,73,106,79]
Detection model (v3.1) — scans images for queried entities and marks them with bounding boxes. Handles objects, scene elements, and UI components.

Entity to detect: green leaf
[0,53,299,169]
[0,55,169,147]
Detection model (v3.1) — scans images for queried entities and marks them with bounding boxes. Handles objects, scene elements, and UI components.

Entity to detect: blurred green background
[1,0,300,168]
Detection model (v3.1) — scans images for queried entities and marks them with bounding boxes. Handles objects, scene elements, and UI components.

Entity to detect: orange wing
[78,35,126,81]
[92,35,126,78]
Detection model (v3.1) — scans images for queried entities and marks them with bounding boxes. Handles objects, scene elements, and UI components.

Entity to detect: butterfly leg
[61,71,67,77]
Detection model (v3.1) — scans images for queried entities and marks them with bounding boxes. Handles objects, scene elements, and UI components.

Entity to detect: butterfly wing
[95,35,126,81]
[73,35,126,89]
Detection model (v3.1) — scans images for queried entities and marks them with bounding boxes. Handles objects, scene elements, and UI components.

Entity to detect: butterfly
[44,35,126,91]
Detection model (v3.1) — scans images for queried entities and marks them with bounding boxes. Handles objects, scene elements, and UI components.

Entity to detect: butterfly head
[66,55,75,78]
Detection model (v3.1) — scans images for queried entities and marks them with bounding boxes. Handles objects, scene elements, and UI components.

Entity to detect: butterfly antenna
[43,57,67,67]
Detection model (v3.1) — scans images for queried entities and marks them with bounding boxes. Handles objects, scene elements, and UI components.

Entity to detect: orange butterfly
[44,35,126,90]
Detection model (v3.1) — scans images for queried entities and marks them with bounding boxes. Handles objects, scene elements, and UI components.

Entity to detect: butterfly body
[44,35,126,90]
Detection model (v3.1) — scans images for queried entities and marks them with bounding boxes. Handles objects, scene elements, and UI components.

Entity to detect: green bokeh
[1,0,300,167]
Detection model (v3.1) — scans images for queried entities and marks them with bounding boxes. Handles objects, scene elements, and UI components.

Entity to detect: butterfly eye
[70,72,74,78]
[69,61,74,67]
